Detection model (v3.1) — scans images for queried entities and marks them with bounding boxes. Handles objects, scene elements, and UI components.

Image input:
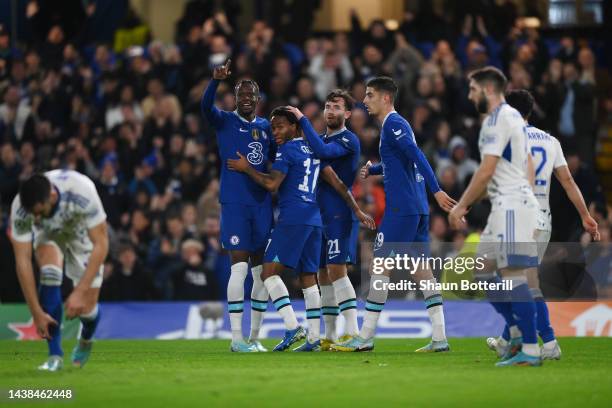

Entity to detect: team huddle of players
[9,60,599,370]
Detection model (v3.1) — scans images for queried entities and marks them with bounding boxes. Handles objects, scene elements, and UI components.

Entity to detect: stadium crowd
[0,1,610,302]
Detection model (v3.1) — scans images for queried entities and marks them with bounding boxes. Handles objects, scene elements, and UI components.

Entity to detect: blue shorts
[220,203,272,252]
[320,219,359,267]
[264,224,322,273]
[373,214,430,258]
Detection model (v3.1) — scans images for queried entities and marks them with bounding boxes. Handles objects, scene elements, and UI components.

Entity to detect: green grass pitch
[1,338,611,407]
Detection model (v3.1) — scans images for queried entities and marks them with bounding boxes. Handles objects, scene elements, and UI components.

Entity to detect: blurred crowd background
[0,0,610,302]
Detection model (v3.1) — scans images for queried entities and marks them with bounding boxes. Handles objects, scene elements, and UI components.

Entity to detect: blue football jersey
[316,129,360,222]
[379,111,440,215]
[271,138,322,227]
[201,79,275,206]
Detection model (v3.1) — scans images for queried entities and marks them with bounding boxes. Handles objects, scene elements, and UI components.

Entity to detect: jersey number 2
[530,146,547,186]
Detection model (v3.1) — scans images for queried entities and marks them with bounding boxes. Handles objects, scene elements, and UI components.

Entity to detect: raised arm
[300,116,349,159]
[286,106,351,159]
[321,166,375,230]
[200,59,231,127]
[227,152,286,192]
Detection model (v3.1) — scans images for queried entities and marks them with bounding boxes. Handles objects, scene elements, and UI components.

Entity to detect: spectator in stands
[101,242,155,301]
[173,239,219,300]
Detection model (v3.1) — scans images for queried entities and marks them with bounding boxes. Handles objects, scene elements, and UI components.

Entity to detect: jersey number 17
[298,158,320,193]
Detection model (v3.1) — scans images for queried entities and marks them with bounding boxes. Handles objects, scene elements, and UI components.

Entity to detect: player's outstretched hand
[357,210,376,230]
[213,59,231,80]
[434,191,457,213]
[227,151,249,172]
[360,160,372,179]
[285,106,304,120]
[34,311,58,339]
[65,289,87,319]
[583,215,600,241]
[448,205,468,230]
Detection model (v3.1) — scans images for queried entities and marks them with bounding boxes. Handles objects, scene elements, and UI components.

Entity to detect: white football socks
[264,275,298,330]
[227,262,248,342]
[333,276,359,336]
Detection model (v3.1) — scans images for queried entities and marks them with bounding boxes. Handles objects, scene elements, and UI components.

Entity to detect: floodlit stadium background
[0,0,610,340]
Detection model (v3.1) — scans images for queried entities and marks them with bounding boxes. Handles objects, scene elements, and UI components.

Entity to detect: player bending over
[9,171,108,371]
[484,89,600,360]
[228,107,374,351]
[201,60,274,352]
[285,91,362,351]
[449,67,544,367]
[333,76,456,352]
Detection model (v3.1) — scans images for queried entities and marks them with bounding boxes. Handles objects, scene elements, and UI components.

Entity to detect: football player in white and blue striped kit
[486,89,600,360]
[449,67,543,366]
[9,170,108,371]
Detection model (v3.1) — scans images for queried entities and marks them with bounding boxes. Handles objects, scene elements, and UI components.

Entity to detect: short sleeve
[271,144,292,174]
[480,110,518,157]
[553,138,568,169]
[80,177,107,228]
[9,196,32,243]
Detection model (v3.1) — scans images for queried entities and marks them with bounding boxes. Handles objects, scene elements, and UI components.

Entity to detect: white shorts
[34,240,103,288]
[477,205,539,269]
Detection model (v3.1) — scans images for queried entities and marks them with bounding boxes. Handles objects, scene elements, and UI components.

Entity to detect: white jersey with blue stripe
[478,103,536,205]
[526,125,567,211]
[10,169,107,254]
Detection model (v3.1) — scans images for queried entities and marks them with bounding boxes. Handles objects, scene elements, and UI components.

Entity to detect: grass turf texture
[1,338,610,407]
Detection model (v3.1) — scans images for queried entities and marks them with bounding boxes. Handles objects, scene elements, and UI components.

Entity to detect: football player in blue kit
[333,77,457,352]
[285,91,362,350]
[227,107,375,351]
[201,60,275,352]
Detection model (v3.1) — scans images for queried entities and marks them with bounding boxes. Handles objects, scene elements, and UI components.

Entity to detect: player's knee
[36,245,63,269]
[229,250,250,264]
[40,264,63,286]
[299,273,317,288]
[318,268,331,285]
[261,262,281,281]
[327,265,347,282]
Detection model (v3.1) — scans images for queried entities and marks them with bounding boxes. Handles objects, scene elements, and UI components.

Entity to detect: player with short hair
[485,89,600,360]
[284,90,362,350]
[227,107,374,351]
[9,170,109,371]
[333,76,456,352]
[449,67,543,366]
[201,60,275,352]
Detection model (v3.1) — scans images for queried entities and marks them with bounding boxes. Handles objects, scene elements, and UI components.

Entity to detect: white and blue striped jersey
[525,125,567,212]
[478,103,536,204]
[10,169,107,254]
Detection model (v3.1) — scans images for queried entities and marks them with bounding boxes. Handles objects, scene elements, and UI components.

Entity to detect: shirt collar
[233,110,257,123]
[325,127,347,138]
[381,110,397,128]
